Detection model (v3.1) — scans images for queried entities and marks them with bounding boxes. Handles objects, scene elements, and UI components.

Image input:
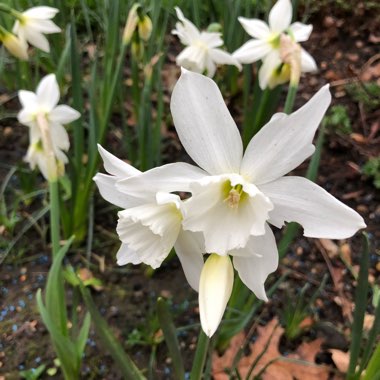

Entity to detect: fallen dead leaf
[329,349,350,373]
[319,239,339,258]
[340,243,352,266]
[363,313,375,331]
[212,318,330,380]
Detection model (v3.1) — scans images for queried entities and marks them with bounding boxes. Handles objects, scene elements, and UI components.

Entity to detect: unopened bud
[207,22,222,33]
[138,15,152,41]
[1,30,28,60]
[131,40,144,60]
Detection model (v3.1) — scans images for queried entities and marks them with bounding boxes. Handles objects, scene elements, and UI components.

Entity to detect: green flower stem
[190,330,210,380]
[49,180,61,258]
[283,84,298,115]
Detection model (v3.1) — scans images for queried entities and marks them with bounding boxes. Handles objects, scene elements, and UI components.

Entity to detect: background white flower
[233,0,317,88]
[172,7,241,77]
[18,74,80,179]
[13,6,61,53]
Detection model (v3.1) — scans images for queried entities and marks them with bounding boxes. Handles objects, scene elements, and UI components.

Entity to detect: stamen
[224,184,243,209]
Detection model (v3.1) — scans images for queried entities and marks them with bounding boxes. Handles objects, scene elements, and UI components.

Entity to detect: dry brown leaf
[319,239,339,258]
[329,349,350,373]
[363,314,375,331]
[340,243,352,266]
[212,318,330,380]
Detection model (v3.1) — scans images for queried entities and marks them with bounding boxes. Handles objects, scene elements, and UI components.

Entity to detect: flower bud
[138,15,152,41]
[1,30,28,60]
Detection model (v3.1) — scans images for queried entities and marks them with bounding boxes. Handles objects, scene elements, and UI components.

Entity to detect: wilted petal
[171,69,243,175]
[199,254,234,337]
[97,145,141,178]
[231,224,278,301]
[233,39,272,64]
[237,17,271,40]
[49,105,80,124]
[289,22,313,42]
[240,85,331,185]
[269,0,292,33]
[259,176,366,239]
[36,74,60,111]
[174,230,204,291]
[301,48,317,72]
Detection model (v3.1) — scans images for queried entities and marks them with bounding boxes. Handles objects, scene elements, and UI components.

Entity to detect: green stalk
[347,233,370,378]
[190,331,210,380]
[283,84,298,114]
[49,180,60,257]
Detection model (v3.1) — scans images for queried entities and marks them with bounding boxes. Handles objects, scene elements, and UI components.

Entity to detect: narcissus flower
[119,69,365,336]
[13,6,61,53]
[18,74,80,180]
[233,0,316,88]
[93,145,205,291]
[172,7,241,77]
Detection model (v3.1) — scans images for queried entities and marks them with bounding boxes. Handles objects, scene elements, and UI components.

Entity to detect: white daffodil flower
[93,145,205,291]
[233,0,317,88]
[172,7,241,77]
[18,74,80,180]
[13,6,61,53]
[118,70,366,336]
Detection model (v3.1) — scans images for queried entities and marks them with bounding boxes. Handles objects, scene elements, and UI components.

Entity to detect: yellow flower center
[223,183,246,209]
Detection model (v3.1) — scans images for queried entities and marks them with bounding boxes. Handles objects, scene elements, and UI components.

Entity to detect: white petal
[50,123,69,151]
[232,224,278,301]
[23,6,59,19]
[171,69,243,175]
[238,17,271,40]
[174,230,204,291]
[259,176,367,239]
[258,50,282,89]
[205,55,217,78]
[240,85,331,184]
[18,108,35,125]
[199,254,234,337]
[23,28,50,52]
[269,0,292,33]
[117,202,182,269]
[182,175,273,255]
[93,173,146,209]
[172,7,200,45]
[36,74,60,111]
[199,32,223,48]
[209,48,242,70]
[233,39,272,64]
[49,105,80,124]
[97,145,141,178]
[18,90,37,109]
[116,162,207,196]
[176,46,205,73]
[301,48,317,72]
[116,243,143,266]
[26,19,61,34]
[289,22,313,42]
